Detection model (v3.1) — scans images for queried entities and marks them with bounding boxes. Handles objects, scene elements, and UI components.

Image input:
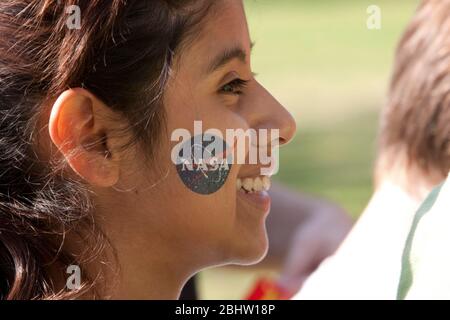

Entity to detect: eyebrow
[206,42,255,74]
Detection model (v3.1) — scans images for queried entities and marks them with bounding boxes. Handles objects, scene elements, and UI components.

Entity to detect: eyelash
[220,78,249,96]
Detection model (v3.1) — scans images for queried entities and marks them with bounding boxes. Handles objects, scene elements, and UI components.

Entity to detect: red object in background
[245,278,291,300]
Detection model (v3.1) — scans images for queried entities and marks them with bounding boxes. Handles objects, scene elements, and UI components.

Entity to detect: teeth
[262,176,271,190]
[253,177,263,192]
[243,178,254,192]
[237,176,271,193]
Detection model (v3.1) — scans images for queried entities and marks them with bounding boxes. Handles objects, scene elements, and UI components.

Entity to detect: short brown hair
[379,0,450,178]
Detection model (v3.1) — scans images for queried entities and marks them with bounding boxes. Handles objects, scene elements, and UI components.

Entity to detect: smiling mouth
[236,176,271,193]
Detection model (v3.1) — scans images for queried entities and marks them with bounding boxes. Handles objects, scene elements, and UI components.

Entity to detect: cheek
[161,85,254,240]
[182,169,237,228]
[160,149,238,242]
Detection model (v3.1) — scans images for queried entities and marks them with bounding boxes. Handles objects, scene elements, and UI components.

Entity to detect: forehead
[176,1,251,72]
[201,1,250,47]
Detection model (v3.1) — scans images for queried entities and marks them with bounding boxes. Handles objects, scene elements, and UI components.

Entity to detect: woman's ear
[49,88,120,187]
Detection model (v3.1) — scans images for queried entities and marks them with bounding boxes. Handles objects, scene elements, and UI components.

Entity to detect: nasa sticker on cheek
[175,133,232,195]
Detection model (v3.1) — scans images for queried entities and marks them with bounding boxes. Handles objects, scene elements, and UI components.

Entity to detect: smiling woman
[0,0,295,300]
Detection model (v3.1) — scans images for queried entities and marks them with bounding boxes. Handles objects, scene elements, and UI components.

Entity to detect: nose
[247,81,297,147]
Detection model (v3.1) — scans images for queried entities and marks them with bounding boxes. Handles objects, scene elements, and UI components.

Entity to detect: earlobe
[48,88,120,187]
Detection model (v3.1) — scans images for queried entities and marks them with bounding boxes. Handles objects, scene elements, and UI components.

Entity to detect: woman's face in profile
[105,0,296,269]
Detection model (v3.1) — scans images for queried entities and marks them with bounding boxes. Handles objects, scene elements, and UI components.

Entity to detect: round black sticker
[175,133,232,195]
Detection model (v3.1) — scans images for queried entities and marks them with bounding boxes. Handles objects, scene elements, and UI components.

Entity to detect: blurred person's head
[0,0,295,299]
[376,0,450,197]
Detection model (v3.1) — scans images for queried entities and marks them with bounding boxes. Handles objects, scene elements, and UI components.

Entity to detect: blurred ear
[48,88,120,187]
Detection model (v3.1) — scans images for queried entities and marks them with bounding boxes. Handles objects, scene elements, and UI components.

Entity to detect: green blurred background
[199,0,420,299]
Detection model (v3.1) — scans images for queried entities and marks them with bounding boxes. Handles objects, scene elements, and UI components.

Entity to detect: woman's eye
[220,79,249,95]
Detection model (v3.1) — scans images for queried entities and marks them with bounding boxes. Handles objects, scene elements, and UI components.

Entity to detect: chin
[228,227,269,266]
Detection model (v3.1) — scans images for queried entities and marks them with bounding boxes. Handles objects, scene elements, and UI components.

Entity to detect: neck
[64,214,196,300]
[364,164,441,230]
[107,251,188,300]
[101,225,197,300]
[375,153,444,201]
[370,178,423,214]
[64,232,192,300]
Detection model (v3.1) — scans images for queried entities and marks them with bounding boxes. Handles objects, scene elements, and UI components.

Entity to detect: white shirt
[293,181,420,300]
[399,176,450,299]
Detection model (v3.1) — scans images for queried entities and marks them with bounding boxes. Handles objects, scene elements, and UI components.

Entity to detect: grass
[199,0,420,299]
[246,0,419,218]
[276,110,378,217]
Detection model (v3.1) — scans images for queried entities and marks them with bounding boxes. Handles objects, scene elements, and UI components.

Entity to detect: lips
[235,175,272,213]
